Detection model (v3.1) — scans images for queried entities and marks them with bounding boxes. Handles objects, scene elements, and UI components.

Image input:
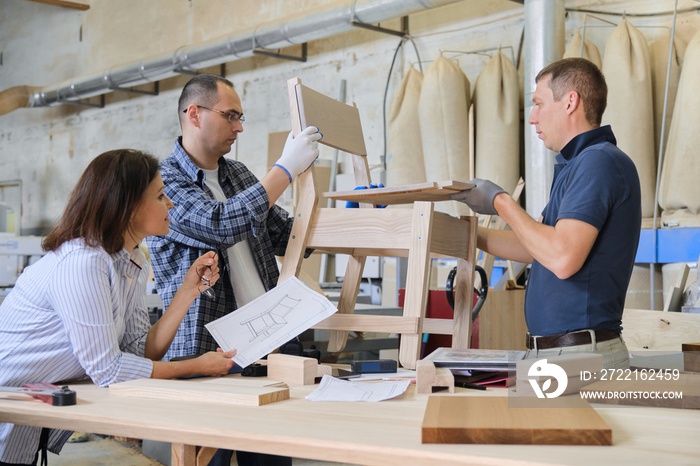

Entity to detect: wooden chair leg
[328,254,365,352]
[399,202,434,369]
[278,168,318,283]
[171,443,197,466]
[452,216,478,348]
[196,447,217,466]
[451,257,473,349]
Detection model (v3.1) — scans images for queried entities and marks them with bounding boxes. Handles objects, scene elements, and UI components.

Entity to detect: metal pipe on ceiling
[28,0,466,109]
[522,0,565,218]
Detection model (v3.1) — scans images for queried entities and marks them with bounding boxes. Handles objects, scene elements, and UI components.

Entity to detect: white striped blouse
[0,239,154,463]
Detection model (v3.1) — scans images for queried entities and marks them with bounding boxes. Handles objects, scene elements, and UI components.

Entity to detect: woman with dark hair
[0,149,236,466]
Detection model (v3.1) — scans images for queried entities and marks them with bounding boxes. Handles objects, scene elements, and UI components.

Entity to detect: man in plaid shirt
[148,74,320,360]
[147,74,320,466]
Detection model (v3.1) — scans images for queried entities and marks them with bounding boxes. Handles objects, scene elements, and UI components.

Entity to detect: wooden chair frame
[279,77,478,369]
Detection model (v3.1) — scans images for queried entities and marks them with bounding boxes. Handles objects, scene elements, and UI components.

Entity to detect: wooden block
[317,364,333,377]
[109,377,289,406]
[416,359,454,394]
[421,396,611,445]
[683,342,700,372]
[580,371,700,410]
[266,353,319,386]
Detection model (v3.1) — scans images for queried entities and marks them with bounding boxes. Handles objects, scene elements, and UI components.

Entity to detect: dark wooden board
[422,395,611,445]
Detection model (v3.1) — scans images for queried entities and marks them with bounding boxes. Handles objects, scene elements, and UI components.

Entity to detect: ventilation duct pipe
[522,0,565,218]
[25,0,465,109]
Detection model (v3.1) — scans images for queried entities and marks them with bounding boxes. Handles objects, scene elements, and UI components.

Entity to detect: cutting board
[109,376,289,406]
[323,180,473,205]
[421,395,611,445]
[580,371,700,410]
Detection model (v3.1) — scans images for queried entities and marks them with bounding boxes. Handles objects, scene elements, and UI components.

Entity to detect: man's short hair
[536,58,607,127]
[178,74,235,116]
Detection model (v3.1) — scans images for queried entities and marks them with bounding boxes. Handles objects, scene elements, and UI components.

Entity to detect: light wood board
[622,308,700,351]
[297,82,367,156]
[421,395,611,445]
[109,376,289,407]
[323,180,474,205]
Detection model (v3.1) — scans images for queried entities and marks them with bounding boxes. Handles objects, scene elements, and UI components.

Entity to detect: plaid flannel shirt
[147,138,293,359]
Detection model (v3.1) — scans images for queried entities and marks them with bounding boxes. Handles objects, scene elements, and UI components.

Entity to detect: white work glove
[450,178,506,216]
[274,126,322,182]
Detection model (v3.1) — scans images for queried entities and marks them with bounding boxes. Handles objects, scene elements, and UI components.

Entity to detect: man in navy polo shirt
[452,57,641,369]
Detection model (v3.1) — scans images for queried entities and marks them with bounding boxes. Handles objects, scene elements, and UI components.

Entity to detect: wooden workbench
[1,378,699,465]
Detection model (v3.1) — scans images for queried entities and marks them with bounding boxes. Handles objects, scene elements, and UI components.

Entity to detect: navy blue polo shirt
[525,125,641,336]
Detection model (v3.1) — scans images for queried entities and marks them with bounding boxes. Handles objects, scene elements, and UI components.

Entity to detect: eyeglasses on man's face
[184,105,245,123]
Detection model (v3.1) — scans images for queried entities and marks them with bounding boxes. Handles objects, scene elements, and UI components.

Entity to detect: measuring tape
[0,383,77,406]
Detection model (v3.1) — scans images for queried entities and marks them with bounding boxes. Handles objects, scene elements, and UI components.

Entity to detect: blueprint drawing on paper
[205,276,338,367]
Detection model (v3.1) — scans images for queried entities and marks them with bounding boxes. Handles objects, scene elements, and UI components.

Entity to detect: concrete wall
[0,0,698,234]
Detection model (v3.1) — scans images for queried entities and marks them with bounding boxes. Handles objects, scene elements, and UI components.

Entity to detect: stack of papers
[306,375,411,402]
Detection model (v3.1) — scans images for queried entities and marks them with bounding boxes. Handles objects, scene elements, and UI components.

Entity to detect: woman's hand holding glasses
[187,251,220,300]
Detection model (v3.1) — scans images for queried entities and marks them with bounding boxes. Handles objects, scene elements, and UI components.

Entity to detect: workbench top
[1,377,699,465]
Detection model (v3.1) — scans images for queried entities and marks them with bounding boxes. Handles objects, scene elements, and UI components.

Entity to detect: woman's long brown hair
[42,149,159,254]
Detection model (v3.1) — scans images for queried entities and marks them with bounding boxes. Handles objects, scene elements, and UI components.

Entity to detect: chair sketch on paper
[240,295,302,342]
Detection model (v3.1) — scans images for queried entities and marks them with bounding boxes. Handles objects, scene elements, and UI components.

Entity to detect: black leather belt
[526,328,620,350]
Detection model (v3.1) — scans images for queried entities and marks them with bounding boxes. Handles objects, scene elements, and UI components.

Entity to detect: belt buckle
[584,329,596,346]
[529,330,595,350]
[526,332,539,351]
